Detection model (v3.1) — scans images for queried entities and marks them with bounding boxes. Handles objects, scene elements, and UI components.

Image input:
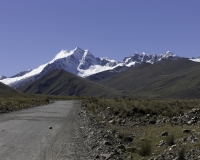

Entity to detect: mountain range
[96,58,200,99]
[1,47,200,99]
[0,47,180,88]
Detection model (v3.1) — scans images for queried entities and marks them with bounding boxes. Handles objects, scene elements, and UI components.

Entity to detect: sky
[1,0,200,77]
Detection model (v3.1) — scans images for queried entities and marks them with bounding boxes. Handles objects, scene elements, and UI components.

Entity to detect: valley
[1,48,200,159]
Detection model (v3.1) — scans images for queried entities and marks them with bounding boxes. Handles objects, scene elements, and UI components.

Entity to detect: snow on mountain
[0,47,179,88]
[190,56,200,62]
[0,47,120,88]
[10,69,32,78]
[123,51,178,65]
[0,75,7,80]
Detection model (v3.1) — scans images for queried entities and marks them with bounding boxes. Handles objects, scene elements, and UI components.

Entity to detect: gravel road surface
[0,100,90,160]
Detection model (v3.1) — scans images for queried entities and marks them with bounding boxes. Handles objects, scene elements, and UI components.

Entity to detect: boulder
[161,131,168,136]
[182,129,191,133]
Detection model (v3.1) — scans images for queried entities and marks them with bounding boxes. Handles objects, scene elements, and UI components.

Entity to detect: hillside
[0,82,19,94]
[86,65,130,82]
[98,58,200,99]
[19,69,121,97]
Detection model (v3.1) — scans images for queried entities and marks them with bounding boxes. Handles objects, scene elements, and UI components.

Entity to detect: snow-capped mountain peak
[0,47,118,88]
[162,51,176,57]
[0,47,181,88]
[0,75,7,80]
[53,50,69,61]
[190,55,200,62]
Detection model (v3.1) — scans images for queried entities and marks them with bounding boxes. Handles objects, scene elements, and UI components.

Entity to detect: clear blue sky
[1,0,200,77]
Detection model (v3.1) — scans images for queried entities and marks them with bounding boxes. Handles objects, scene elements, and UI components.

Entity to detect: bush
[178,147,185,160]
[166,133,175,146]
[138,140,151,157]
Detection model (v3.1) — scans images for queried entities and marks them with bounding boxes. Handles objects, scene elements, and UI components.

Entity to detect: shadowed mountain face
[18,69,121,97]
[86,65,130,82]
[97,58,200,99]
[18,58,200,99]
[0,82,19,94]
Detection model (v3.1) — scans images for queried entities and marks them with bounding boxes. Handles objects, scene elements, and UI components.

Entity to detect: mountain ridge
[97,58,200,99]
[18,69,121,97]
[0,47,194,88]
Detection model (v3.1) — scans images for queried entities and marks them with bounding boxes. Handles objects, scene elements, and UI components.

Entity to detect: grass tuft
[166,133,175,146]
[178,147,186,160]
[138,139,152,157]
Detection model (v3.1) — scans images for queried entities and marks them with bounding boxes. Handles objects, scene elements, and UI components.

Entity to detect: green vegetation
[178,147,186,160]
[166,133,175,146]
[138,140,152,157]
[96,58,200,99]
[19,69,121,97]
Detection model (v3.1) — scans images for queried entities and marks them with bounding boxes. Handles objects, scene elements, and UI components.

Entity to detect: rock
[139,138,145,141]
[46,99,50,103]
[172,144,177,149]
[169,144,177,151]
[192,138,199,143]
[161,131,168,136]
[182,129,191,133]
[121,119,126,124]
[96,147,102,151]
[103,141,112,146]
[163,118,167,123]
[117,119,122,124]
[126,147,136,152]
[100,154,112,159]
[147,114,151,117]
[117,144,126,150]
[187,120,196,124]
[149,119,156,124]
[95,155,100,159]
[49,126,52,129]
[173,156,179,160]
[124,136,133,142]
[98,130,103,133]
[158,140,165,147]
[109,119,115,124]
[104,134,112,139]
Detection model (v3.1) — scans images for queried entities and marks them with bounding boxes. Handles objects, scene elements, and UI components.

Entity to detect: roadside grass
[84,97,200,118]
[83,97,200,159]
[0,92,79,113]
[109,124,200,159]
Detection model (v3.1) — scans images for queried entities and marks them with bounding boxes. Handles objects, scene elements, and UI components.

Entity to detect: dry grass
[83,97,200,159]
[83,97,200,119]
[0,92,79,113]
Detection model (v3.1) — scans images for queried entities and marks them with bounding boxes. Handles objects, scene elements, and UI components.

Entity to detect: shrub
[138,139,151,157]
[178,147,185,160]
[166,133,175,146]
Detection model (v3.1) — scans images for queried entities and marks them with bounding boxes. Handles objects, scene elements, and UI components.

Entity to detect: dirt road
[0,100,91,160]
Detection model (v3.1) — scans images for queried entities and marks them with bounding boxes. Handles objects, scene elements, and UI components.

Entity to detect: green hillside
[98,58,200,99]
[0,82,19,95]
[19,69,121,97]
